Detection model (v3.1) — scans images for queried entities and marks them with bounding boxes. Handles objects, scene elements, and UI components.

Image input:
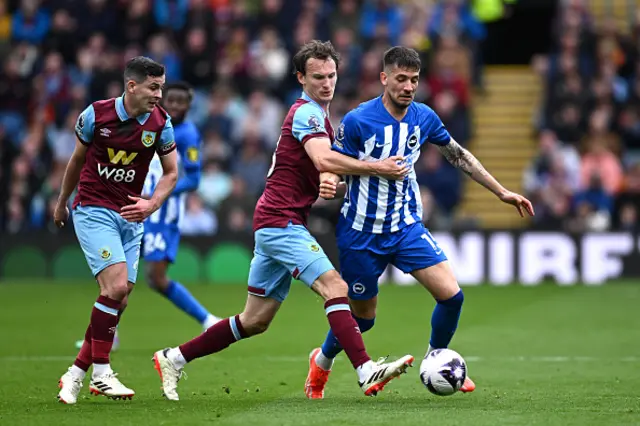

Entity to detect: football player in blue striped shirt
[304,46,534,399]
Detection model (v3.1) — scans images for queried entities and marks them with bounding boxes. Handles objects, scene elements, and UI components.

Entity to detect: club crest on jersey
[407,133,419,150]
[100,247,112,261]
[310,244,320,253]
[141,130,156,147]
[308,115,322,132]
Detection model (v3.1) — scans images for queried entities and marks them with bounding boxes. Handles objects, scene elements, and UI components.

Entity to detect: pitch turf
[0,281,638,425]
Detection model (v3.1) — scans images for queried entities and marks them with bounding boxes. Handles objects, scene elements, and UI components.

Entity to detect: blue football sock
[321,316,375,359]
[162,280,210,324]
[429,290,464,349]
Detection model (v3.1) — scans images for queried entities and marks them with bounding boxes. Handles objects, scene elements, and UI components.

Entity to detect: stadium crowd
[0,0,484,235]
[526,0,640,232]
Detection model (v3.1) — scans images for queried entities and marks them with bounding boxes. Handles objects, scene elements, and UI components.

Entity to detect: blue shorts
[73,204,144,283]
[337,222,447,300]
[142,223,181,263]
[247,222,335,303]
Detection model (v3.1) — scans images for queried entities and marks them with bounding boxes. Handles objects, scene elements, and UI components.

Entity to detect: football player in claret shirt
[153,40,415,401]
[55,57,178,404]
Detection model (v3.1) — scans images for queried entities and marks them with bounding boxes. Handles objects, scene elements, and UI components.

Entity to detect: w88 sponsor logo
[97,163,136,183]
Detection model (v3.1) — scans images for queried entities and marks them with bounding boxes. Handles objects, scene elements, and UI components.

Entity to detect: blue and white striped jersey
[332,96,451,234]
[142,120,202,230]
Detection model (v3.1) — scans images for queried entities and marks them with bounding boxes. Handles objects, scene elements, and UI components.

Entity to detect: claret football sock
[429,290,464,351]
[177,315,248,363]
[324,298,371,369]
[90,295,120,370]
[319,315,376,369]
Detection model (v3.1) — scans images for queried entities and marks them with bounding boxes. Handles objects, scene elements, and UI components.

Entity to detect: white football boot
[89,372,135,400]
[58,368,84,404]
[359,355,415,396]
[152,348,184,401]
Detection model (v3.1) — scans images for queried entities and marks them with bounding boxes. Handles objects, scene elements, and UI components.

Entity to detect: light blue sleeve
[331,111,360,159]
[156,117,176,155]
[75,105,95,144]
[423,105,451,146]
[292,102,328,143]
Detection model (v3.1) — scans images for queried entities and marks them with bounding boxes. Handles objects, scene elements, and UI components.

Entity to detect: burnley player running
[153,40,414,401]
[142,82,220,330]
[304,47,535,399]
[54,57,178,404]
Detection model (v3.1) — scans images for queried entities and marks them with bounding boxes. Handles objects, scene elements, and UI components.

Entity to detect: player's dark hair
[123,56,165,83]
[292,40,340,75]
[383,46,421,72]
[164,81,194,100]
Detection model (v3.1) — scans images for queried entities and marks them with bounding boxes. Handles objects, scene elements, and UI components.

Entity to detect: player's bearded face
[299,58,337,106]
[130,75,165,114]
[383,66,419,109]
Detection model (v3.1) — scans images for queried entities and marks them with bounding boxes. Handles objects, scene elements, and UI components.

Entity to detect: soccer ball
[419,348,467,396]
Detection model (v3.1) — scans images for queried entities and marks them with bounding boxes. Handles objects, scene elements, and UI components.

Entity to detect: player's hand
[53,203,69,228]
[319,178,338,199]
[375,155,410,180]
[499,191,535,217]
[120,195,157,222]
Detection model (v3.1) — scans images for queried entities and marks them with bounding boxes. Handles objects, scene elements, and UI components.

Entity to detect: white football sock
[315,350,334,371]
[356,360,375,382]
[70,365,87,380]
[425,345,435,358]
[92,363,113,378]
[167,347,187,369]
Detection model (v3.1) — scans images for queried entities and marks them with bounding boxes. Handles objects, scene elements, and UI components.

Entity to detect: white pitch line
[2,355,639,363]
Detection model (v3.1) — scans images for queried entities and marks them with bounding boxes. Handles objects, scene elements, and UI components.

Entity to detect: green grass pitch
[0,281,638,425]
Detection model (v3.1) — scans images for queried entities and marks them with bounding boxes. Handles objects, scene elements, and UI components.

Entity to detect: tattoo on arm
[436,140,488,178]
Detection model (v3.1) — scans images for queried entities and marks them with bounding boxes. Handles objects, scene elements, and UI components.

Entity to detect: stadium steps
[457,66,540,229]
[587,0,640,33]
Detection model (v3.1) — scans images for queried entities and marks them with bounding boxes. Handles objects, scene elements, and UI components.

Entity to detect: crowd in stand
[527,0,640,232]
[0,0,483,235]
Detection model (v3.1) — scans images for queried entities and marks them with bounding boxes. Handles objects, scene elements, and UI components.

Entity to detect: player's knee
[146,270,168,292]
[105,281,129,301]
[439,289,464,309]
[240,315,272,336]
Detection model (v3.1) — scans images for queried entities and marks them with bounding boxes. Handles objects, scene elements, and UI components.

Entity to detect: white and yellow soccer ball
[419,348,467,396]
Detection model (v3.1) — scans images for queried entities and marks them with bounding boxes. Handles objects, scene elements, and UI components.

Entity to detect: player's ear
[296,71,305,86]
[380,71,388,87]
[126,80,136,94]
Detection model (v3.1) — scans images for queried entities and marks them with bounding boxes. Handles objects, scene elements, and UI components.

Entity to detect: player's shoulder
[155,104,170,120]
[175,120,201,145]
[291,98,324,122]
[411,101,438,119]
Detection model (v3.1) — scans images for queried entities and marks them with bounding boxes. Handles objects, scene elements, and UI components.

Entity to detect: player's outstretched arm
[121,150,178,223]
[305,137,408,180]
[437,138,535,217]
[54,139,89,228]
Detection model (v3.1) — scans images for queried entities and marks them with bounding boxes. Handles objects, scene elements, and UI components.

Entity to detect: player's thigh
[121,219,144,284]
[73,205,127,283]
[339,247,389,303]
[393,224,459,300]
[247,249,294,303]
[256,224,335,289]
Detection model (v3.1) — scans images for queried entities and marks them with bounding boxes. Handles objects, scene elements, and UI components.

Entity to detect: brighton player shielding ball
[304,46,534,399]
[55,57,178,404]
[153,41,415,401]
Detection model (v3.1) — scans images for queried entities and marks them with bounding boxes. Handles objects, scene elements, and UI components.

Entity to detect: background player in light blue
[142,82,220,330]
[305,47,535,398]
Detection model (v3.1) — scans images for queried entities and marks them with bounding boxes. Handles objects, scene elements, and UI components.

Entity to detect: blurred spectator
[1,0,482,234]
[180,193,218,236]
